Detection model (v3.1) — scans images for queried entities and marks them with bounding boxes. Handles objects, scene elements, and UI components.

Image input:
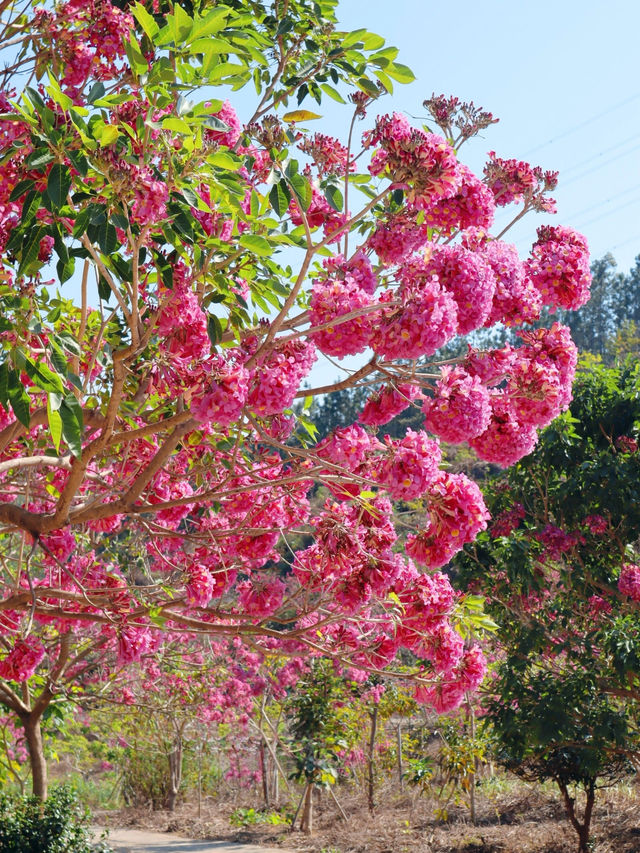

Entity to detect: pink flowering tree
[455,360,640,852]
[0,0,590,798]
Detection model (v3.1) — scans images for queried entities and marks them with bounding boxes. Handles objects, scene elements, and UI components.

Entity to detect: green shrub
[0,784,112,852]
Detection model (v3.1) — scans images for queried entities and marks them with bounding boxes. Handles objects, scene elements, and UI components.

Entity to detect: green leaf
[324,184,343,212]
[47,398,63,453]
[239,234,272,257]
[289,173,312,212]
[98,124,119,146]
[25,148,55,169]
[23,356,64,394]
[9,179,35,202]
[125,33,149,76]
[161,116,193,135]
[56,255,75,283]
[72,207,91,239]
[131,1,159,39]
[207,314,223,346]
[18,225,46,278]
[46,163,72,208]
[7,370,30,427]
[53,332,82,357]
[320,84,346,104]
[86,80,106,105]
[0,362,9,409]
[209,151,239,170]
[191,7,229,38]
[91,222,118,255]
[60,395,83,457]
[385,62,416,84]
[269,181,290,217]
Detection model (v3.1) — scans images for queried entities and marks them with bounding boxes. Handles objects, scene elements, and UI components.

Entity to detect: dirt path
[93,827,296,853]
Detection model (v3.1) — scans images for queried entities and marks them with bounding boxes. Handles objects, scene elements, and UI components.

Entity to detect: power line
[561,140,640,188]
[563,181,640,224]
[560,132,640,177]
[522,93,640,157]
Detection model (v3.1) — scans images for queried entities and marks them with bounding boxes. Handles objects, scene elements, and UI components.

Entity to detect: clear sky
[334,0,640,274]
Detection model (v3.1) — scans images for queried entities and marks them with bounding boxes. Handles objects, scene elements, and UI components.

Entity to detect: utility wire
[523,93,640,157]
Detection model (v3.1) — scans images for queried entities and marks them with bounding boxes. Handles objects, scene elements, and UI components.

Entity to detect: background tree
[455,358,640,853]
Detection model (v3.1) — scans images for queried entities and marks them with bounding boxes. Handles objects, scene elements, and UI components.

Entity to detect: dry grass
[101,775,640,853]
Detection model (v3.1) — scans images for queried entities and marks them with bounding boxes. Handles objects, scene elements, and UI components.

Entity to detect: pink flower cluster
[534,524,583,562]
[0,636,45,682]
[376,429,441,500]
[407,472,489,568]
[415,645,487,713]
[423,366,491,444]
[526,225,591,311]
[368,211,429,265]
[298,133,355,176]
[422,244,496,335]
[484,151,558,212]
[249,340,316,416]
[469,391,539,467]
[374,276,457,360]
[423,165,495,234]
[131,167,168,225]
[310,275,377,357]
[191,353,251,427]
[364,113,460,207]
[490,503,526,537]
[359,383,420,427]
[618,564,640,602]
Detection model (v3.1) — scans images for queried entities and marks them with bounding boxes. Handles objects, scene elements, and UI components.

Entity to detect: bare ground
[98,777,640,853]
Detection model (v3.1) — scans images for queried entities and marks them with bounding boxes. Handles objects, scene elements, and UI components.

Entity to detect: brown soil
[99,777,640,853]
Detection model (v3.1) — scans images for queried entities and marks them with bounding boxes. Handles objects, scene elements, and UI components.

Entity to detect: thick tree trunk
[22,713,47,800]
[166,736,183,812]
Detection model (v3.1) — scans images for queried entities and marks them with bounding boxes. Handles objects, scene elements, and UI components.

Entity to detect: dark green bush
[0,784,112,853]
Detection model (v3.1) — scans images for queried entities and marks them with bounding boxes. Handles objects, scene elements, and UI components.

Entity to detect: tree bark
[367,705,378,814]
[396,722,403,791]
[301,783,313,834]
[22,713,47,800]
[166,735,183,812]
[558,780,596,853]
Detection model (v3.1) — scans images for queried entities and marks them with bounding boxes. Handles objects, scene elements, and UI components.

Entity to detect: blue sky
[335,0,640,273]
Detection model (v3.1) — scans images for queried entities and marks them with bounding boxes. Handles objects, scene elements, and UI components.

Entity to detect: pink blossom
[248,340,316,415]
[191,353,250,426]
[423,366,491,443]
[204,100,242,148]
[583,514,608,535]
[470,391,538,467]
[365,113,460,208]
[376,429,441,500]
[368,211,429,265]
[406,472,489,568]
[423,164,495,234]
[618,564,640,601]
[310,275,377,357]
[0,637,45,682]
[359,383,420,427]
[490,504,526,537]
[422,244,496,335]
[526,225,591,311]
[484,151,557,212]
[373,277,458,360]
